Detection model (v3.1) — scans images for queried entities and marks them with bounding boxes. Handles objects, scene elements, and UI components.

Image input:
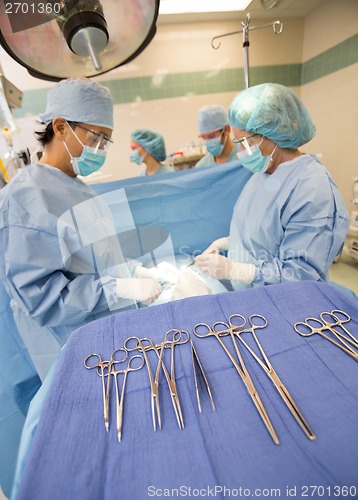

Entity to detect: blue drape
[92,161,252,255]
[14,281,358,500]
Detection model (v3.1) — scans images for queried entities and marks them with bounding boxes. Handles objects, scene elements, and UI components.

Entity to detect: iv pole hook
[210,14,283,88]
[211,15,283,49]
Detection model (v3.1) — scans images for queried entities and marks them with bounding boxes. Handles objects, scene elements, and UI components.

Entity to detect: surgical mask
[205,133,226,156]
[237,140,277,173]
[130,150,142,165]
[64,124,107,176]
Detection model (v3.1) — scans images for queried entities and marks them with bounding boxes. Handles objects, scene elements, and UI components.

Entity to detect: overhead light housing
[0,0,159,81]
[159,0,253,15]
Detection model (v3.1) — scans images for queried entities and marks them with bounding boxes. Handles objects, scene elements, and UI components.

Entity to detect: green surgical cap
[131,128,166,162]
[228,83,316,148]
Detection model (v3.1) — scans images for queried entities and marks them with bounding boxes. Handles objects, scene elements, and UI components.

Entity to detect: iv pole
[211,14,283,88]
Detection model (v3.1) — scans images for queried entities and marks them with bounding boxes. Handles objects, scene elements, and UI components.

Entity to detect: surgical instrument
[154,329,189,429]
[194,320,279,445]
[124,336,162,431]
[110,351,144,442]
[190,338,215,412]
[320,310,358,349]
[294,315,358,361]
[229,314,316,440]
[84,353,111,431]
[139,335,186,429]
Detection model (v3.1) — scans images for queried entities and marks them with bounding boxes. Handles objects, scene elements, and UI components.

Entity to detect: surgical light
[0,0,160,81]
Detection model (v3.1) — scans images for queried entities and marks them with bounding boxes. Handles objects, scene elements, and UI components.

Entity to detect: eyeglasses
[200,129,224,141]
[232,133,259,153]
[71,122,113,151]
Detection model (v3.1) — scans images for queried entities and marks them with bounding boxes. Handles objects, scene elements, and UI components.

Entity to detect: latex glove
[134,266,153,279]
[134,262,179,284]
[116,278,163,305]
[202,236,229,255]
[194,253,256,284]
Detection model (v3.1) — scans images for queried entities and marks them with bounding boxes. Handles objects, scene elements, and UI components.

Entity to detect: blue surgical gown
[139,164,175,176]
[228,154,349,290]
[0,164,134,380]
[0,279,41,497]
[195,143,239,168]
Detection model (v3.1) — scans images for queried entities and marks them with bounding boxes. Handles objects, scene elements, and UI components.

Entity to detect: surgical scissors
[110,350,145,442]
[84,353,112,431]
[294,315,358,361]
[190,338,215,412]
[194,318,279,445]
[155,329,189,429]
[230,314,316,441]
[124,336,162,431]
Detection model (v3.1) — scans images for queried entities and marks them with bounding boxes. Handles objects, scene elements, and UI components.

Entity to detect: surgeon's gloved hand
[134,263,179,285]
[116,278,163,305]
[202,236,229,255]
[194,254,256,285]
[134,266,153,279]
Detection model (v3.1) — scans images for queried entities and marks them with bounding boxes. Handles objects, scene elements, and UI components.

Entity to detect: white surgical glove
[134,266,153,279]
[194,253,256,285]
[202,236,230,255]
[134,263,179,284]
[116,278,163,305]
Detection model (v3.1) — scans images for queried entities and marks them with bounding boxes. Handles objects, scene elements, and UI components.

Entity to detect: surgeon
[195,104,239,168]
[195,83,349,289]
[0,78,163,381]
[130,128,174,175]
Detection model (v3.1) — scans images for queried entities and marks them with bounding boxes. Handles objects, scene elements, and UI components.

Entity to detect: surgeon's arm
[3,226,156,329]
[250,176,349,286]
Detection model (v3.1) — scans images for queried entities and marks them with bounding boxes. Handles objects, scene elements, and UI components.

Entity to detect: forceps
[84,353,111,431]
[110,350,145,442]
[320,310,358,349]
[154,329,189,429]
[294,315,358,361]
[194,318,279,445]
[229,314,316,441]
[124,336,161,431]
[190,338,215,412]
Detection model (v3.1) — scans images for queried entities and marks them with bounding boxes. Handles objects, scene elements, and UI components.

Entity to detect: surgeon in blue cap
[0,78,163,381]
[130,128,174,175]
[195,104,239,168]
[195,83,349,288]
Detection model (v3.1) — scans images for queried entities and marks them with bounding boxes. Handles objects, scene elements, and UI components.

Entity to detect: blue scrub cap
[198,105,229,135]
[38,78,114,130]
[131,128,166,162]
[228,83,316,148]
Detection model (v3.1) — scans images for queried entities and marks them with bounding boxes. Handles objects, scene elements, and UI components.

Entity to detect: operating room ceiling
[0,0,326,90]
[157,0,327,24]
